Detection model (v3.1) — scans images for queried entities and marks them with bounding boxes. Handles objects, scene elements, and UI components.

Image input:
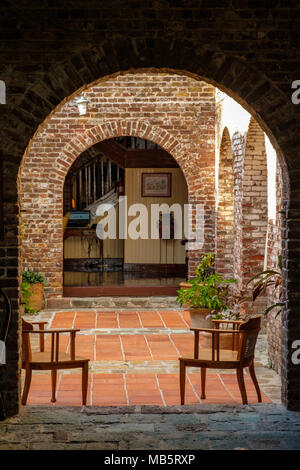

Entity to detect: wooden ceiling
[93,139,179,169]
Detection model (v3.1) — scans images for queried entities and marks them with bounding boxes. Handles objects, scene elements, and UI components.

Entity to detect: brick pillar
[241,118,268,316]
[232,131,246,293]
[215,127,234,277]
[0,151,21,418]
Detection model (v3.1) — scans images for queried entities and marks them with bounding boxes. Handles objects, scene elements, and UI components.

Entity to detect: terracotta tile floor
[23,310,272,406]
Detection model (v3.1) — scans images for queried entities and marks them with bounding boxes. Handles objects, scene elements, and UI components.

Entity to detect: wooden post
[85,166,88,206]
[79,169,82,210]
[101,158,104,196]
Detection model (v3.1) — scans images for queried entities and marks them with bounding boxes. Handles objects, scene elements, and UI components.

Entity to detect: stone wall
[1,2,300,413]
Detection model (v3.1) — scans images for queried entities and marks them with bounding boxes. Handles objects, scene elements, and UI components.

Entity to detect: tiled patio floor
[23,309,273,406]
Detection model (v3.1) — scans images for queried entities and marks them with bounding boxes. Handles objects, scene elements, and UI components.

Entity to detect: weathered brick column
[215,127,234,278]
[233,118,268,317]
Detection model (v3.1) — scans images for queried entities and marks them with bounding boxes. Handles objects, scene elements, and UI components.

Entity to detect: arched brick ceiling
[0,2,299,183]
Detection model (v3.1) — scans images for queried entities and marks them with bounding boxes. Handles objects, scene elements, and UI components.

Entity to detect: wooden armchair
[179,316,262,405]
[22,318,89,405]
[0,288,11,420]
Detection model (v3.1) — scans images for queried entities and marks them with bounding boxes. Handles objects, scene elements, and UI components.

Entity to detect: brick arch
[19,73,215,299]
[215,127,234,277]
[5,48,299,414]
[54,121,188,189]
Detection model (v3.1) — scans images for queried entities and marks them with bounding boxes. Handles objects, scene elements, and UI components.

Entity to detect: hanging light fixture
[69,93,90,115]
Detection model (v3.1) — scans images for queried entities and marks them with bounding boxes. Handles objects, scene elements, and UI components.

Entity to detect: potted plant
[176,253,236,322]
[247,255,283,317]
[22,269,47,314]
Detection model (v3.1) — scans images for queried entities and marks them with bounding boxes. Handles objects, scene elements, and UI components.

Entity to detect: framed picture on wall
[141,173,172,197]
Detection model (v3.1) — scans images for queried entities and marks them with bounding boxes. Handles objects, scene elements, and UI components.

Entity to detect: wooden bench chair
[179,316,262,405]
[22,318,89,405]
[0,288,12,419]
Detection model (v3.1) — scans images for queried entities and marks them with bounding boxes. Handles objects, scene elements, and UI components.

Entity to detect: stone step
[46,296,179,310]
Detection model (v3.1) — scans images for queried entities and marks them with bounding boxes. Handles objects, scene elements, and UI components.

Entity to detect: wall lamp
[69,93,90,115]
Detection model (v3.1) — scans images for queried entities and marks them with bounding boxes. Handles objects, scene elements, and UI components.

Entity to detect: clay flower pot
[189,308,237,350]
[179,281,192,289]
[189,307,213,328]
[28,283,44,312]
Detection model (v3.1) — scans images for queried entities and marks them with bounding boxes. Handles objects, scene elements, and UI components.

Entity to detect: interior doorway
[63,136,188,297]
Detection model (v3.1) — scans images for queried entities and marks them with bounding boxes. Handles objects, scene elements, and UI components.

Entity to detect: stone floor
[0,306,291,450]
[1,404,300,450]
[21,308,281,406]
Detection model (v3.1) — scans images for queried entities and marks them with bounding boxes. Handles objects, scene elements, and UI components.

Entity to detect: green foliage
[247,255,282,317]
[194,252,215,281]
[21,269,47,315]
[22,269,47,285]
[21,281,38,314]
[176,253,236,312]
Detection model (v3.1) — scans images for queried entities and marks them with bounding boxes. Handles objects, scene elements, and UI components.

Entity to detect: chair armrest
[190,327,240,334]
[30,321,48,326]
[212,320,244,324]
[23,329,81,333]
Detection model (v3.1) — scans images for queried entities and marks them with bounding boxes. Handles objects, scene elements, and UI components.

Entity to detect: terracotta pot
[189,309,236,351]
[189,307,213,328]
[179,281,192,289]
[28,283,44,312]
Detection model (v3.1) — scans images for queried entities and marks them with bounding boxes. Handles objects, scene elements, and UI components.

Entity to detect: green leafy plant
[247,255,283,316]
[22,269,47,285]
[176,253,236,312]
[21,280,38,314]
[21,269,47,314]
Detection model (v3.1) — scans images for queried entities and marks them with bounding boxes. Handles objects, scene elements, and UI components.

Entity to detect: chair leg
[200,368,206,399]
[51,370,57,403]
[82,362,89,406]
[249,360,262,403]
[236,368,248,405]
[179,360,186,405]
[22,368,32,405]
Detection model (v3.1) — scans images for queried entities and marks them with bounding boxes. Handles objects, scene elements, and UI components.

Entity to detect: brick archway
[19,120,189,299]
[19,72,217,300]
[1,47,298,413]
[16,67,293,412]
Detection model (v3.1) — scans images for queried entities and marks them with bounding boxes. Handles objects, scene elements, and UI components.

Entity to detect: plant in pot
[177,253,235,327]
[247,255,283,317]
[176,269,237,348]
[21,269,47,315]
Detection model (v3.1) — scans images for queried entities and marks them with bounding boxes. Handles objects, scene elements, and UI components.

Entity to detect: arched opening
[16,69,285,409]
[62,136,188,297]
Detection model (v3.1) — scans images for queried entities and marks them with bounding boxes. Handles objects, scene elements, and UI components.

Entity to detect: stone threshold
[46,296,179,310]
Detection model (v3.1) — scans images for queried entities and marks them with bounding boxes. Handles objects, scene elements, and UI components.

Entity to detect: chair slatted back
[237,316,261,363]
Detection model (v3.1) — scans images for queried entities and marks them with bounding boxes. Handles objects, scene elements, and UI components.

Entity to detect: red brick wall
[215,127,234,277]
[19,72,216,298]
[232,119,269,317]
[232,130,246,293]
